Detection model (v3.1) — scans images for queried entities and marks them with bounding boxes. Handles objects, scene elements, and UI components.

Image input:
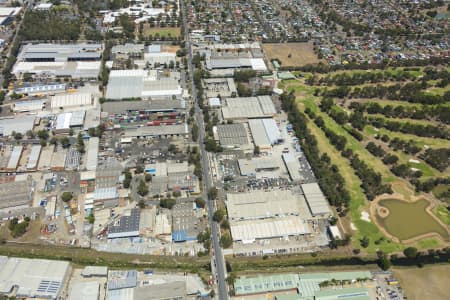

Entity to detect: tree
[213,209,225,223]
[135,165,144,174]
[138,200,146,209]
[220,232,232,248]
[60,137,70,148]
[87,213,95,224]
[360,236,370,248]
[403,247,418,258]
[378,254,391,270]
[253,145,260,155]
[137,180,148,196]
[61,192,73,202]
[160,198,176,209]
[195,197,205,208]
[208,187,218,200]
[144,173,152,182]
[14,132,23,140]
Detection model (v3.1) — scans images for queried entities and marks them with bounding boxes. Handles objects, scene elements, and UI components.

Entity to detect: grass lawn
[364,126,450,149]
[432,185,450,201]
[143,26,181,38]
[434,204,450,226]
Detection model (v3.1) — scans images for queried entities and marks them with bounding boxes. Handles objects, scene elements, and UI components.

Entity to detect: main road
[180,1,229,299]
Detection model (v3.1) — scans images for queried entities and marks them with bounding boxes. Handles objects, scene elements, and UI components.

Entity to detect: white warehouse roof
[230,217,309,242]
[51,93,92,109]
[86,137,99,171]
[26,145,42,170]
[0,257,70,299]
[301,183,332,217]
[0,116,35,136]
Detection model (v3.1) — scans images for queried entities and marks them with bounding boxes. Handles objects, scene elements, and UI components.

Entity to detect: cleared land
[263,42,320,67]
[394,265,450,300]
[143,26,181,38]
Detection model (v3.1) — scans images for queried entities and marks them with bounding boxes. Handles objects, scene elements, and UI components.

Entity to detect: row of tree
[367,116,449,139]
[281,92,350,209]
[419,148,450,172]
[323,82,449,105]
[351,101,449,124]
[309,69,420,86]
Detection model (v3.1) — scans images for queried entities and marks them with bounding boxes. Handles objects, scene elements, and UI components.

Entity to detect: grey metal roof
[107,209,141,238]
[102,99,183,114]
[301,183,332,216]
[217,123,249,146]
[107,270,138,290]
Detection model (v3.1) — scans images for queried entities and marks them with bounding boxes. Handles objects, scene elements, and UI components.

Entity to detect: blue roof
[172,230,187,242]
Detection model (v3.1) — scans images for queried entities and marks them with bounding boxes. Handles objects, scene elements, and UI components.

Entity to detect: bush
[403,247,418,258]
[61,192,73,202]
[213,209,225,223]
[220,232,233,248]
[195,197,205,208]
[160,198,176,209]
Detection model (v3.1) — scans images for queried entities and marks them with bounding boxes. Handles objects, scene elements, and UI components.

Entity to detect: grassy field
[262,42,320,67]
[0,242,209,273]
[434,204,450,226]
[143,26,181,38]
[393,265,450,300]
[290,83,404,253]
[364,126,450,149]
[377,199,449,241]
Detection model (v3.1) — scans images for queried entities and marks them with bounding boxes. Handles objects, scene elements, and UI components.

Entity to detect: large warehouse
[301,183,332,218]
[106,70,182,100]
[226,190,310,221]
[221,96,276,120]
[0,257,71,299]
[0,116,35,136]
[50,93,93,110]
[13,43,103,79]
[248,118,282,149]
[226,190,312,243]
[215,123,253,150]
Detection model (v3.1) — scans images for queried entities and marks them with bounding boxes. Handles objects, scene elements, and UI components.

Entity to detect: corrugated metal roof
[51,93,91,109]
[26,145,41,169]
[86,137,99,171]
[301,183,332,216]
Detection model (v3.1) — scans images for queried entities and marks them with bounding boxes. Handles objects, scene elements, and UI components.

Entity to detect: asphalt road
[180,1,229,298]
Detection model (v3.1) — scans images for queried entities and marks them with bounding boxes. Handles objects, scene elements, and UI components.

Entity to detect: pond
[378,199,449,241]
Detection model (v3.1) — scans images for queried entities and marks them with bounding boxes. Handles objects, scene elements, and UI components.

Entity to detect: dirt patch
[394,265,450,300]
[262,42,321,67]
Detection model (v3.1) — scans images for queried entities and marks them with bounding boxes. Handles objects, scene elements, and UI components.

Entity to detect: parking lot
[373,271,406,300]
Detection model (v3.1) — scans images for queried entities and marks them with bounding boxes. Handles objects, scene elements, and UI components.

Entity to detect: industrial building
[81,266,108,278]
[106,69,182,100]
[248,118,281,149]
[0,257,71,299]
[301,183,332,218]
[230,217,309,242]
[226,190,309,221]
[101,99,185,114]
[111,43,145,58]
[0,6,22,26]
[68,282,100,300]
[0,116,35,136]
[0,178,33,211]
[226,190,313,243]
[215,123,253,150]
[86,137,99,171]
[93,187,119,208]
[221,96,276,120]
[107,270,138,290]
[13,99,46,112]
[26,145,42,170]
[203,77,237,98]
[237,158,280,176]
[107,208,141,239]
[5,146,23,172]
[50,93,93,110]
[13,43,103,79]
[54,111,86,132]
[14,83,66,95]
[234,271,372,299]
[282,153,303,182]
[123,124,188,139]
